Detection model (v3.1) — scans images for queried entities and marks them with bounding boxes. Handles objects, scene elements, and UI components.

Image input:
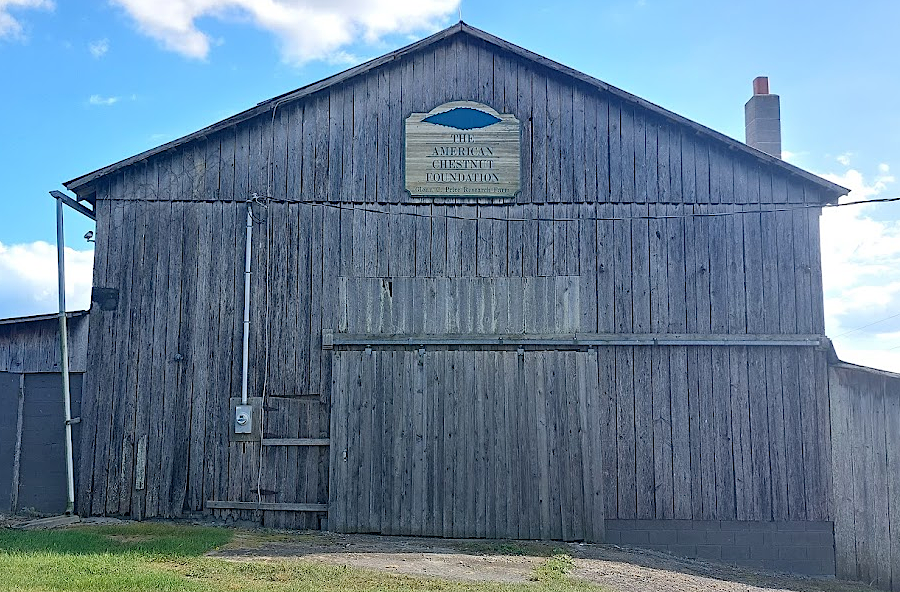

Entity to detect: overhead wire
[106,194,900,223]
[301,194,900,223]
[835,311,900,338]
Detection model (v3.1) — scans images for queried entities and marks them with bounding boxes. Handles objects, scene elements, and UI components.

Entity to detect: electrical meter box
[234,405,252,433]
[229,397,262,442]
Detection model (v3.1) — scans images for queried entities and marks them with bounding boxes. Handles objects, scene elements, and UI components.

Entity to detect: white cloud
[0,0,52,40]
[89,37,109,57]
[111,0,459,64]
[0,241,93,319]
[836,152,852,166]
[819,166,900,372]
[89,94,120,106]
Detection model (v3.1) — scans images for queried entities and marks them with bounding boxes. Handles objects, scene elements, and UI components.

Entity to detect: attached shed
[63,23,849,576]
[828,359,900,590]
[0,311,88,514]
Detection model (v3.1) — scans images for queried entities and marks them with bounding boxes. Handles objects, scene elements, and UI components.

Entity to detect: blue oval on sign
[422,107,501,130]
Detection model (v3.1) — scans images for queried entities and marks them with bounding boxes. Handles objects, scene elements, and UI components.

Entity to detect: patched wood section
[338,276,579,335]
[830,364,900,591]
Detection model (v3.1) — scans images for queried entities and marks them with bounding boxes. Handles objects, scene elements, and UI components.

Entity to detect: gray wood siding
[830,364,900,591]
[80,196,831,524]
[331,348,604,541]
[75,33,834,530]
[100,35,829,207]
[0,314,89,373]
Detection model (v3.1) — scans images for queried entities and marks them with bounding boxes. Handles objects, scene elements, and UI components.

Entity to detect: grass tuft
[531,550,575,582]
[455,540,556,557]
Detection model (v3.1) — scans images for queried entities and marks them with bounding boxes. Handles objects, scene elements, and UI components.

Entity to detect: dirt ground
[211,531,880,592]
[1,513,876,592]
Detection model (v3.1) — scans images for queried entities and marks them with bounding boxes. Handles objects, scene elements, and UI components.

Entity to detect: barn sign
[405,101,520,198]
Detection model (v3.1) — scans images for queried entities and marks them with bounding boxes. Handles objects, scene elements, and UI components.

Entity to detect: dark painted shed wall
[0,372,83,515]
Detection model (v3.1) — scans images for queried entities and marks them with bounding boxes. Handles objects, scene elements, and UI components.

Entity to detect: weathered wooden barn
[60,22,862,578]
[0,311,88,514]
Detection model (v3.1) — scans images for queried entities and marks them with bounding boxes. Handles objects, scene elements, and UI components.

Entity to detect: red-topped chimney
[752,76,769,95]
[745,76,781,158]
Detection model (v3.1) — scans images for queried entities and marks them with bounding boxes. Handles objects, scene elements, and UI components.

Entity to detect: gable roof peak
[64,21,847,200]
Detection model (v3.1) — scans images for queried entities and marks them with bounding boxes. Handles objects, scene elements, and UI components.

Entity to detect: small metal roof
[0,310,89,326]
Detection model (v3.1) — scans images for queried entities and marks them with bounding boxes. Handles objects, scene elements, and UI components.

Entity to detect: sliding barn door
[329,347,604,541]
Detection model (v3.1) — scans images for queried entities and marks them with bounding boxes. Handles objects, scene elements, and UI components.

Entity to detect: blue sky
[0,0,898,371]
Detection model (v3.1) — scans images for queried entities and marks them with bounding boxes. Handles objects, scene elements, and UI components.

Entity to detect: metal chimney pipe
[745,76,782,158]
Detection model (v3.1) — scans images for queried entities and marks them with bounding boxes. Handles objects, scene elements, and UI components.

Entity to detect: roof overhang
[0,310,89,326]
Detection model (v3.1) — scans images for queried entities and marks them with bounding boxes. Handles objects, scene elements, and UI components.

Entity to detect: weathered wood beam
[9,374,24,513]
[261,438,330,447]
[50,190,96,221]
[324,332,823,349]
[205,501,327,512]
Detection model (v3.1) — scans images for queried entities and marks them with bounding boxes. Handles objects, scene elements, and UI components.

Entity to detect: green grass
[0,523,601,592]
[531,552,575,582]
[0,522,232,557]
[454,540,558,557]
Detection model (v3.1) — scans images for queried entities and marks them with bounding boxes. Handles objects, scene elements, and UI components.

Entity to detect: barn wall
[76,31,834,532]
[829,364,900,591]
[80,196,831,525]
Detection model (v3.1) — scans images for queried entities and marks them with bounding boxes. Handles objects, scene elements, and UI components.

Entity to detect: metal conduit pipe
[241,200,253,406]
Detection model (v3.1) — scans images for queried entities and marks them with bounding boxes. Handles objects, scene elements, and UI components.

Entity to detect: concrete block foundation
[604,519,835,577]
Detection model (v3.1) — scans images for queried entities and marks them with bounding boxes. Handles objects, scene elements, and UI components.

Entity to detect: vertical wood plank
[608,101,621,202]
[573,87,586,202]
[105,188,138,515]
[76,196,104,514]
[327,88,343,202]
[531,74,547,204]
[883,378,900,590]
[872,375,891,590]
[829,368,855,579]
[665,205,691,518]
[851,375,872,583]
[616,346,636,519]
[517,60,533,205]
